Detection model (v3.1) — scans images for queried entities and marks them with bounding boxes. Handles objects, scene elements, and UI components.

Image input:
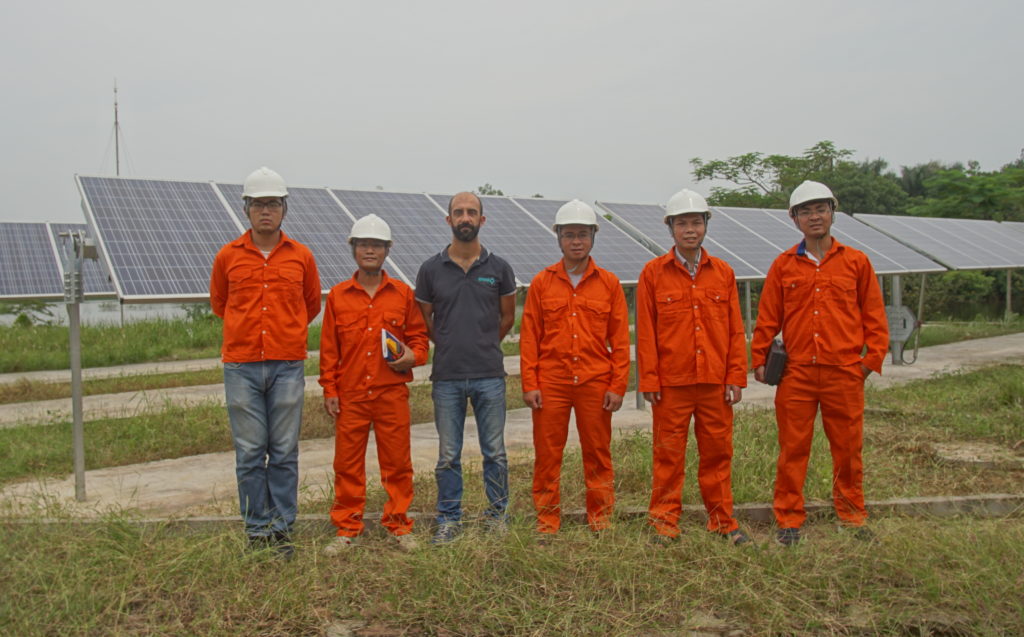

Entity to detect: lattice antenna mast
[113,81,121,176]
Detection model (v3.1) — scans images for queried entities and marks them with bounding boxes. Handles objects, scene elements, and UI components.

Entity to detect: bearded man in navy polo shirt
[415,191,516,545]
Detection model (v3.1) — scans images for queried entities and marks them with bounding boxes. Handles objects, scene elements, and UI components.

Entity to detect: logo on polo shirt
[476,276,498,287]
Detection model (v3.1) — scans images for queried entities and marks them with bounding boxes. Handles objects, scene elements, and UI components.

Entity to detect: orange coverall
[520,259,630,533]
[210,230,322,362]
[636,249,747,536]
[751,239,888,529]
[319,271,429,538]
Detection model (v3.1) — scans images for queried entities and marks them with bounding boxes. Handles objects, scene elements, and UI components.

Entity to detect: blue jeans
[223,359,305,537]
[432,377,509,524]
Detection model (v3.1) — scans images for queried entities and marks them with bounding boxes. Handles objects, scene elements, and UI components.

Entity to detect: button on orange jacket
[520,259,630,396]
[210,230,321,363]
[636,250,747,391]
[318,270,429,402]
[751,239,888,374]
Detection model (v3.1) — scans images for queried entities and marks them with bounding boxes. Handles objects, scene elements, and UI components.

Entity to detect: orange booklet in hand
[381,329,405,362]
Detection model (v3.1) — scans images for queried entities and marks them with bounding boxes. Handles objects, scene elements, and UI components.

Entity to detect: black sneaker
[839,524,876,542]
[776,527,801,547]
[431,522,463,546]
[723,528,752,547]
[247,535,271,551]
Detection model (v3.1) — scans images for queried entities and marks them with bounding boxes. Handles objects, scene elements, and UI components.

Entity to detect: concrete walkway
[1,333,1022,517]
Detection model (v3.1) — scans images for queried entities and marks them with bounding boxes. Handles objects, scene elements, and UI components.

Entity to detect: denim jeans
[432,377,509,524]
[223,359,305,536]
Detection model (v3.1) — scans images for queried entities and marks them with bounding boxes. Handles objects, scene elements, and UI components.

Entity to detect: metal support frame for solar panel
[0,222,66,301]
[47,223,117,300]
[215,183,398,291]
[77,175,248,303]
[512,197,658,285]
[428,194,556,286]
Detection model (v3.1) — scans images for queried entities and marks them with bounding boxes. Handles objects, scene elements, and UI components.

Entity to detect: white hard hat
[789,180,838,215]
[348,214,392,243]
[664,189,711,223]
[553,199,598,231]
[242,166,288,198]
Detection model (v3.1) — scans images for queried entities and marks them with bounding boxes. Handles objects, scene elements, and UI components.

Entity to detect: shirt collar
[232,229,294,251]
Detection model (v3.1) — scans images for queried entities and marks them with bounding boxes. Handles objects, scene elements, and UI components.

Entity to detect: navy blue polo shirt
[415,246,516,381]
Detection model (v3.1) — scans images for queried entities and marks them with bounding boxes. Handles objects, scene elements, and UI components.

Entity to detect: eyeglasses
[353,240,388,249]
[559,231,593,241]
[795,206,829,218]
[249,200,284,211]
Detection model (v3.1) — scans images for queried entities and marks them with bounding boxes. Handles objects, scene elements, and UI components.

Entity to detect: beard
[453,222,480,242]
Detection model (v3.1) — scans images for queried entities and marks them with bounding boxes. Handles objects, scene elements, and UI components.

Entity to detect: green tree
[907,162,1024,221]
[692,141,907,214]
[475,183,504,196]
[0,300,57,326]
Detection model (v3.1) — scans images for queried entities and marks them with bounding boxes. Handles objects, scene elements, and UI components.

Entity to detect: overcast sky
[2,1,1021,224]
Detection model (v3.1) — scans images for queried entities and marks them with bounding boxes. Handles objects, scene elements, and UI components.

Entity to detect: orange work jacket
[751,239,889,373]
[210,230,321,363]
[319,270,429,402]
[520,259,630,396]
[636,248,747,391]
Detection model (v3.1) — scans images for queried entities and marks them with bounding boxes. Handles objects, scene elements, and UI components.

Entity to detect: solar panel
[0,223,64,300]
[48,223,117,298]
[512,197,657,284]
[826,213,944,274]
[598,202,763,280]
[332,190,454,285]
[1003,221,1024,236]
[216,184,363,291]
[77,176,244,301]
[429,194,554,285]
[855,214,1024,270]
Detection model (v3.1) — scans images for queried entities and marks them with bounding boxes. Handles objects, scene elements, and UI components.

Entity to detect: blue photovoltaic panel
[77,176,243,300]
[855,214,1024,270]
[332,190,454,285]
[513,197,657,284]
[428,194,553,285]
[825,212,944,274]
[216,184,361,291]
[712,207,944,276]
[0,223,63,300]
[598,201,763,280]
[48,223,117,297]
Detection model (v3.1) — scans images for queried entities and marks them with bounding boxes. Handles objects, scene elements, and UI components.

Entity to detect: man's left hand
[725,385,742,405]
[603,391,623,412]
[387,346,416,373]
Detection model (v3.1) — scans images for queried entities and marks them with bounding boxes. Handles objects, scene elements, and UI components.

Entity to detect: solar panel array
[333,190,452,285]
[1000,220,1024,236]
[856,214,1024,270]
[77,177,244,302]
[217,184,358,291]
[0,223,65,300]
[513,197,657,284]
[599,202,945,279]
[65,175,988,305]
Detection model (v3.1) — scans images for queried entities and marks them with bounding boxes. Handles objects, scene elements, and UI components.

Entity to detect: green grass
[0,359,322,405]
[916,316,1024,348]
[2,366,1023,634]
[2,512,1022,634]
[0,318,323,373]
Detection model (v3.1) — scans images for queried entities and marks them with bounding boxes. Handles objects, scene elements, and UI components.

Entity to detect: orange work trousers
[773,363,867,529]
[532,379,614,533]
[648,384,738,537]
[331,384,414,537]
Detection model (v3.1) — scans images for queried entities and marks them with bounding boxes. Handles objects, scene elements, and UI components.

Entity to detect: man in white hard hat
[319,214,429,555]
[415,192,516,545]
[751,180,888,547]
[210,167,322,556]
[636,189,750,545]
[520,200,630,539]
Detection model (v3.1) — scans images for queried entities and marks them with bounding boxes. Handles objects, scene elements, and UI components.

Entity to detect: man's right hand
[324,396,340,418]
[523,390,542,410]
[754,366,766,384]
[642,391,661,405]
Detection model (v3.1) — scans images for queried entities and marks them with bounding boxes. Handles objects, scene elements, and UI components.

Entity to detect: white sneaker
[394,533,421,552]
[322,535,355,556]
